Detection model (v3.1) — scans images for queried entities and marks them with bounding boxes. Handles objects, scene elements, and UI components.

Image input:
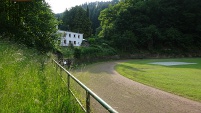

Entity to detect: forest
[98,0,201,54]
[1,0,201,57]
[58,0,201,59]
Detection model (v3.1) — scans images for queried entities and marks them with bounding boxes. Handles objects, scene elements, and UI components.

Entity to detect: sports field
[115,58,201,102]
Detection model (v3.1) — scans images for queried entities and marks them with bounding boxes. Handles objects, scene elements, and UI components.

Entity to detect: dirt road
[72,61,201,113]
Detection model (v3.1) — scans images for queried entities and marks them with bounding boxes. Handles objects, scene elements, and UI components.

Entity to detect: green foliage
[83,45,116,57]
[0,41,83,112]
[74,48,81,59]
[98,0,201,53]
[115,58,201,102]
[73,42,117,64]
[60,47,74,59]
[61,6,92,38]
[112,30,137,52]
[81,1,119,35]
[0,0,58,52]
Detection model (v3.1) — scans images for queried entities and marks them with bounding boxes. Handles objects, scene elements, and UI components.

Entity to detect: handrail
[52,59,118,113]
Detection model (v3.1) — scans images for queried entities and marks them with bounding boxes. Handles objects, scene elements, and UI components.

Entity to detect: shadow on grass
[74,60,130,75]
[117,64,145,72]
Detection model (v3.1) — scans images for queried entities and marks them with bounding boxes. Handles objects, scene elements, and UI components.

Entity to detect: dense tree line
[59,6,92,38]
[99,0,201,53]
[81,0,119,35]
[0,0,58,52]
[58,0,119,38]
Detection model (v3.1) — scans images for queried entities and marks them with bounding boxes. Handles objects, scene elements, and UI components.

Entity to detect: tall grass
[0,41,83,113]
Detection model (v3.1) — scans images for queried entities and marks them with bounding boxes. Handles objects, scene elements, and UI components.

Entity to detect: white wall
[59,31,83,46]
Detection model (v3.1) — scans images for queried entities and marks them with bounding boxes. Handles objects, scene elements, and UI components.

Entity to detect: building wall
[59,31,83,46]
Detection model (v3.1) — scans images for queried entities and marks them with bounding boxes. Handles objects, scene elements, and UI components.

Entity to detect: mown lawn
[115,58,201,102]
[0,41,83,113]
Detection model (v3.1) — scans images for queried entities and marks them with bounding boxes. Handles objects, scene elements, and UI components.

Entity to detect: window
[74,34,76,38]
[64,40,66,44]
[78,35,80,38]
[69,41,71,44]
[69,34,71,37]
[74,41,76,44]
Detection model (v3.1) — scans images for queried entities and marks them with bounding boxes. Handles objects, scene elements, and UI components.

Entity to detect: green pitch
[115,58,201,102]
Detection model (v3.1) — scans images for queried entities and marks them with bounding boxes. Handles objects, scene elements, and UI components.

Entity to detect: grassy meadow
[115,58,201,102]
[0,41,83,113]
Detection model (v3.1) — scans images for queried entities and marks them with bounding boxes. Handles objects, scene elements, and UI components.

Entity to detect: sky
[45,0,112,14]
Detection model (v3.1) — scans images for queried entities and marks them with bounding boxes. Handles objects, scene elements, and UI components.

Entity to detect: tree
[81,1,118,35]
[86,5,89,18]
[0,0,58,52]
[61,6,92,38]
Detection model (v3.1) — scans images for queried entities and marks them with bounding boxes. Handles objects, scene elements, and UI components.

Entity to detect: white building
[58,30,83,46]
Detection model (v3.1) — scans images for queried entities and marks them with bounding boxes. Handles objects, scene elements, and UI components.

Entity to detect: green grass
[0,41,83,113]
[115,58,201,102]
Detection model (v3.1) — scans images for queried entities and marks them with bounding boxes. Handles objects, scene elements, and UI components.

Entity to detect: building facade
[59,30,83,47]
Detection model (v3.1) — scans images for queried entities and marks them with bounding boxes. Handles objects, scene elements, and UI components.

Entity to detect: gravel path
[73,61,201,113]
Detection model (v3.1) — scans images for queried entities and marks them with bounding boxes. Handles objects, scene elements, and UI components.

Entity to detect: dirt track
[72,61,201,113]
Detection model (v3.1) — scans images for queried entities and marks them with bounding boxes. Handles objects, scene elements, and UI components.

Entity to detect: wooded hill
[0,0,58,52]
[58,0,201,56]
[98,0,201,54]
[57,0,119,37]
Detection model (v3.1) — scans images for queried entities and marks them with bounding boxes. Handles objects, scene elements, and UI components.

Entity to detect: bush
[72,44,117,64]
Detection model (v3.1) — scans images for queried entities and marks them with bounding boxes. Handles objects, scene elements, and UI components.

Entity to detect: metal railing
[52,59,118,113]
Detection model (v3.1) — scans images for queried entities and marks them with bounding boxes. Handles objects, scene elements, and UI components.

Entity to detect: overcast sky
[45,0,112,13]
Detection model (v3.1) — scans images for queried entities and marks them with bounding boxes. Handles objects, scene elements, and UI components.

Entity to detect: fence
[52,59,118,113]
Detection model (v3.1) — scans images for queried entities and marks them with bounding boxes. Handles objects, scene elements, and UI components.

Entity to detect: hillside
[0,41,82,112]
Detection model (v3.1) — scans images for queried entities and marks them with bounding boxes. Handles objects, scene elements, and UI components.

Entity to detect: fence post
[67,73,70,94]
[86,91,90,113]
